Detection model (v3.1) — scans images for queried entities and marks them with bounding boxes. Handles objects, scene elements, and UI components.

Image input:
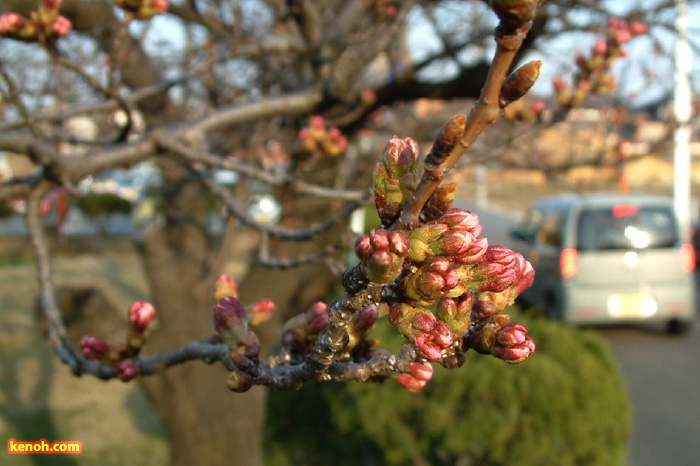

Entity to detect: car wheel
[666,319,692,336]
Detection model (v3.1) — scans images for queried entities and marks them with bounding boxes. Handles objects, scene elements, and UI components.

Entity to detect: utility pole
[673,0,692,229]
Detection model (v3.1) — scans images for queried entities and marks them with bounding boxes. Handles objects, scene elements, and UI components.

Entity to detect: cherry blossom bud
[437,293,474,336]
[355,305,379,332]
[433,322,454,348]
[227,370,253,392]
[115,359,140,381]
[43,0,63,9]
[298,127,317,151]
[310,115,325,130]
[213,296,249,344]
[381,137,419,180]
[414,336,443,361]
[629,21,648,36]
[80,336,112,361]
[307,302,329,333]
[410,361,434,381]
[499,60,541,108]
[405,258,462,302]
[492,337,536,364]
[592,38,607,56]
[215,274,239,301]
[356,229,409,284]
[128,301,156,334]
[51,16,72,37]
[248,298,275,326]
[395,373,428,392]
[0,13,35,41]
[496,322,528,346]
[433,208,482,235]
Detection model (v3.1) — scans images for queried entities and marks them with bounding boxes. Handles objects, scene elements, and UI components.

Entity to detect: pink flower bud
[43,0,63,9]
[434,208,481,233]
[128,301,156,333]
[433,322,454,348]
[592,38,607,56]
[51,16,72,37]
[0,13,27,35]
[629,21,647,36]
[152,0,169,14]
[80,336,112,361]
[388,230,410,257]
[414,337,443,361]
[493,337,535,364]
[307,302,329,333]
[355,305,379,332]
[213,296,248,336]
[381,137,419,178]
[412,312,437,332]
[369,229,390,250]
[115,359,140,381]
[395,373,428,392]
[215,274,239,301]
[409,361,434,381]
[552,77,567,93]
[310,115,325,130]
[496,322,528,347]
[248,298,275,326]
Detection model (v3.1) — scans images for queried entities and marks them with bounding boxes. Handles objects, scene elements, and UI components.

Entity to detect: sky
[405,0,700,107]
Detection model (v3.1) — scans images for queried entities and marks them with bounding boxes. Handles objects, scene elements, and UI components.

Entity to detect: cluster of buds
[213,297,261,384]
[280,302,330,354]
[355,229,410,284]
[356,202,535,387]
[553,17,648,106]
[114,0,169,20]
[373,137,421,225]
[298,116,349,157]
[465,316,535,364]
[79,300,158,381]
[395,362,433,392]
[0,0,71,45]
[389,304,454,362]
[215,275,275,326]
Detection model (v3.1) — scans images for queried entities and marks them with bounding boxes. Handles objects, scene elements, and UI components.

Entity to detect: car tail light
[560,248,578,279]
[680,243,696,273]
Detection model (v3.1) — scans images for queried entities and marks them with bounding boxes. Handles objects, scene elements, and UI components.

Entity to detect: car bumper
[562,281,696,325]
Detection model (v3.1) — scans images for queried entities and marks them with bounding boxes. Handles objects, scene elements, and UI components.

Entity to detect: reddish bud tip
[249,298,275,326]
[80,336,112,361]
[115,359,140,381]
[128,301,156,334]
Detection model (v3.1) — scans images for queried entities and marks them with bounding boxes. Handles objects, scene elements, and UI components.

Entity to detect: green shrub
[265,311,630,465]
[74,192,132,218]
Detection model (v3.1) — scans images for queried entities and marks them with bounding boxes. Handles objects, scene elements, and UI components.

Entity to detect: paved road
[460,201,700,466]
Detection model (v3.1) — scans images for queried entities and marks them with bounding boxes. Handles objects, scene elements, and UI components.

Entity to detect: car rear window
[576,205,679,251]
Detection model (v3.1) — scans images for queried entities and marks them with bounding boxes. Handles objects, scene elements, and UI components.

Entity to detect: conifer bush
[266,311,630,466]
